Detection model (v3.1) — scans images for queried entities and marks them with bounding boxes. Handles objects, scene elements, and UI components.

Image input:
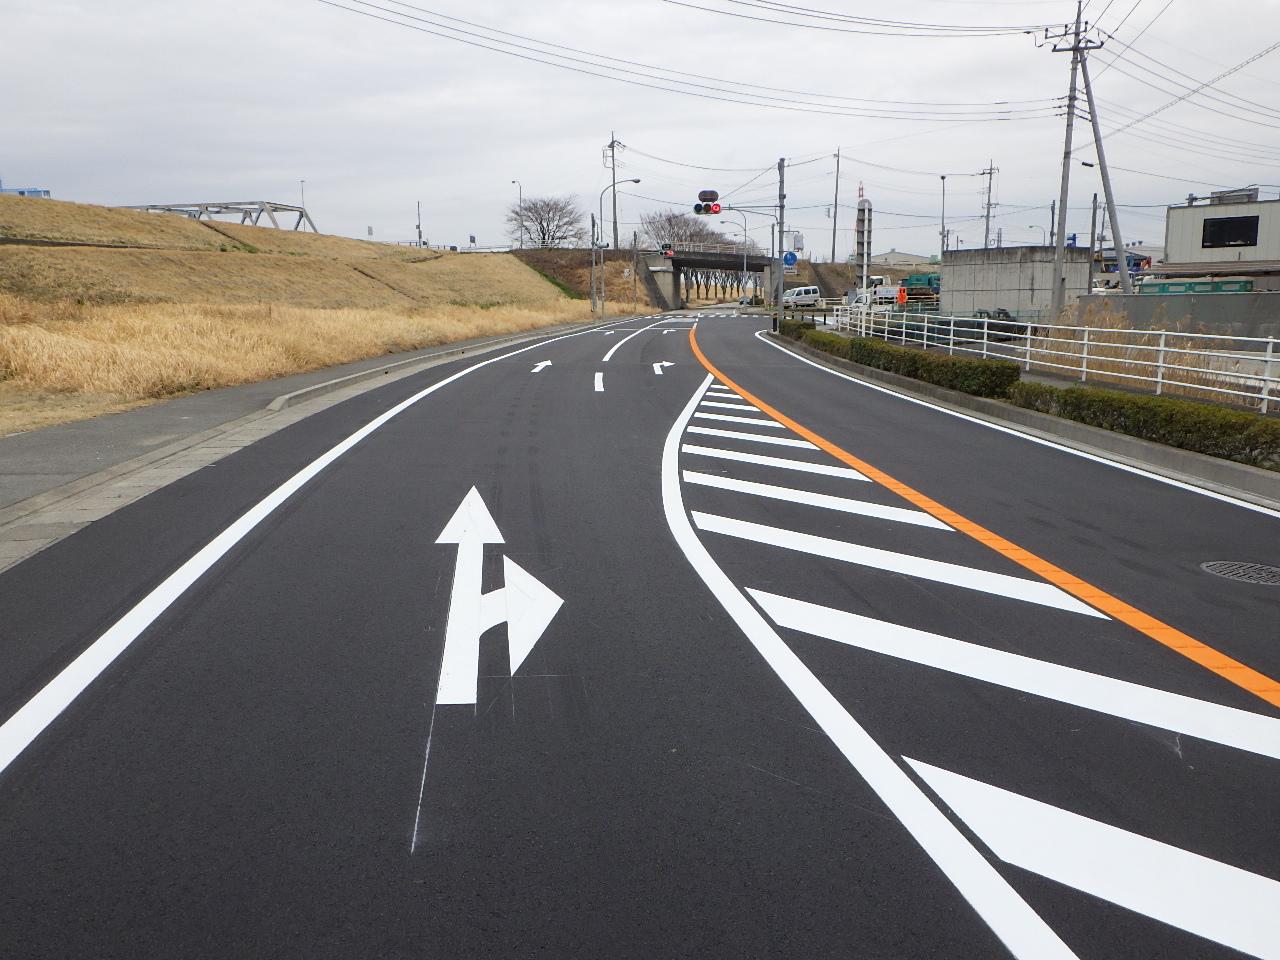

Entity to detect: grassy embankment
[0,196,630,434]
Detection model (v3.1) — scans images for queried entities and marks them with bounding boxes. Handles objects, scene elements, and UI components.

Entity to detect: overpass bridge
[641,241,775,311]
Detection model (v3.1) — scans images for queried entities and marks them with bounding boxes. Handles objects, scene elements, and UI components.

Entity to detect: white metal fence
[831,306,1280,414]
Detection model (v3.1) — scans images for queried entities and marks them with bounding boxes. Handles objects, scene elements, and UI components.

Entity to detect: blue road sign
[782,251,798,267]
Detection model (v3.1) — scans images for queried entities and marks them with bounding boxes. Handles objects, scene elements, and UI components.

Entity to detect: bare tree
[640,209,727,248]
[506,195,588,248]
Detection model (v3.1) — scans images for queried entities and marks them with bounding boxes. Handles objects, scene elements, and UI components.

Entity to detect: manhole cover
[1200,561,1280,586]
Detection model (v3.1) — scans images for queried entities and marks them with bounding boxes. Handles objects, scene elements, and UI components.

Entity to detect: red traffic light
[710,202,722,215]
[694,201,723,215]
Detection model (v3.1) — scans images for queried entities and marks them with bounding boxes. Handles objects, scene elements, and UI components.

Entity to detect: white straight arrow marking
[909,759,1280,959]
[434,488,562,706]
[594,372,604,392]
[530,361,552,373]
[653,361,675,375]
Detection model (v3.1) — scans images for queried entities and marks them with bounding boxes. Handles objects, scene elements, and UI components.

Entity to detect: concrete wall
[1166,199,1280,264]
[941,246,1090,319]
[1076,291,1280,343]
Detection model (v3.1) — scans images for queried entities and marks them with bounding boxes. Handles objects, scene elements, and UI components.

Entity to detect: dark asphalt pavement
[0,313,1277,959]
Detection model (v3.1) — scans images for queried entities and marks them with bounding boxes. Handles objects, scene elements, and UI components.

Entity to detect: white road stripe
[681,444,871,482]
[687,426,817,449]
[909,759,1280,960]
[751,590,1280,759]
[594,372,604,392]
[693,512,1104,617]
[662,377,1079,960]
[602,319,664,362]
[684,471,950,529]
[0,315,642,779]
[693,412,785,429]
[699,400,760,412]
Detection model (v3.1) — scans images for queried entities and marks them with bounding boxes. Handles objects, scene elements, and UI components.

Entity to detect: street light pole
[511,180,523,249]
[1029,225,1047,245]
[721,211,750,298]
[939,175,947,261]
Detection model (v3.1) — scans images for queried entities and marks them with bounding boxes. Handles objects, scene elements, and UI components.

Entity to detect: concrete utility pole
[1079,55,1134,294]
[775,157,786,333]
[589,213,598,315]
[511,180,523,249]
[981,161,998,248]
[1049,200,1056,245]
[1087,192,1099,290]
[1048,1,1092,319]
[830,148,841,264]
[607,132,622,252]
[940,175,947,260]
[417,200,423,248]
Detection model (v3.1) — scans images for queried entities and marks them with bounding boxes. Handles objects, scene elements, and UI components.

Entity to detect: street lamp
[511,180,523,249]
[721,214,750,300]
[1029,225,1047,245]
[594,179,640,318]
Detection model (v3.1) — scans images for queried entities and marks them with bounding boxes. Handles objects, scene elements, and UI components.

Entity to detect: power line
[660,0,1055,36]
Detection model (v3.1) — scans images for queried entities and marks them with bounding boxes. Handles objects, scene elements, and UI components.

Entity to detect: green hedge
[789,328,1020,399]
[1009,382,1280,470]
[779,318,815,339]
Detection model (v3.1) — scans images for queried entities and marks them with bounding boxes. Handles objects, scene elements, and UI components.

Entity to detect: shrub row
[786,326,1020,399]
[1008,381,1280,470]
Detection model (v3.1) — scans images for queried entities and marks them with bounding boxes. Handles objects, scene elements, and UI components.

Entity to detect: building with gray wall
[0,178,51,199]
[941,245,1090,319]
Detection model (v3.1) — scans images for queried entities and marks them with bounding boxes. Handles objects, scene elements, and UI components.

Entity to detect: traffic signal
[694,189,720,216]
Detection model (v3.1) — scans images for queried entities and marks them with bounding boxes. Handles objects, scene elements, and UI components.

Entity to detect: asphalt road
[1,312,1277,959]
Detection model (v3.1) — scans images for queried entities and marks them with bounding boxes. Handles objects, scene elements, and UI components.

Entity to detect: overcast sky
[4,0,1279,259]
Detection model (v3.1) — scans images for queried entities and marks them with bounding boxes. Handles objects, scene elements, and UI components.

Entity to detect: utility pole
[416,200,423,248]
[632,230,639,312]
[981,161,998,248]
[1049,200,1056,245]
[940,175,947,261]
[589,213,598,315]
[607,132,621,252]
[830,148,841,264]
[775,157,786,333]
[1087,192,1099,290]
[1079,55,1134,294]
[1047,1,1090,319]
[300,180,305,209]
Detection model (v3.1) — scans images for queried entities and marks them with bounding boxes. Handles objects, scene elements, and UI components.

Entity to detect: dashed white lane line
[750,589,1280,760]
[693,412,785,429]
[594,372,604,392]
[687,426,818,449]
[684,471,950,529]
[908,759,1280,960]
[693,512,1104,617]
[681,444,871,482]
[662,375,1079,960]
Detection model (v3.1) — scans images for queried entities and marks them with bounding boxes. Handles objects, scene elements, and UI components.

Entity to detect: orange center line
[688,326,1280,711]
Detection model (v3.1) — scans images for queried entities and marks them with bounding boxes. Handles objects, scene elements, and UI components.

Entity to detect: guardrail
[656,240,757,256]
[832,307,1280,414]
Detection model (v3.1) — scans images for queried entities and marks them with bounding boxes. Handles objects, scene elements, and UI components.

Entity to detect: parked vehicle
[782,286,821,309]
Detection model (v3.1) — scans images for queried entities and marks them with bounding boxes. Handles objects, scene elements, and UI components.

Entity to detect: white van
[782,286,821,309]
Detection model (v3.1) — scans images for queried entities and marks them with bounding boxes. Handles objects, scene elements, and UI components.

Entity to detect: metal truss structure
[122,201,319,233]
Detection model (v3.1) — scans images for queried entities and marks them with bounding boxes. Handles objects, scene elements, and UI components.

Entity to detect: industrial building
[940,245,1090,320]
[0,178,51,199]
[868,248,934,267]
[1150,188,1280,291]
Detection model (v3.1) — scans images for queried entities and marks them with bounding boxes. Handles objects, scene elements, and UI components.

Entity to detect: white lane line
[594,372,604,392]
[693,512,1104,617]
[681,444,871,482]
[687,426,818,449]
[0,315,640,779]
[908,759,1280,959]
[684,471,950,530]
[602,319,664,362]
[693,412,785,429]
[751,590,1280,760]
[699,400,760,412]
[753,329,1280,522]
[663,377,1079,960]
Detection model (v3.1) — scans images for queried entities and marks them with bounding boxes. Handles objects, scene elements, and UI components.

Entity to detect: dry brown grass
[1029,302,1265,407]
[0,194,223,250]
[0,295,632,435]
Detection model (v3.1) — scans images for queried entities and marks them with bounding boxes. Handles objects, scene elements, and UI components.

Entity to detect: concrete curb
[769,334,1280,511]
